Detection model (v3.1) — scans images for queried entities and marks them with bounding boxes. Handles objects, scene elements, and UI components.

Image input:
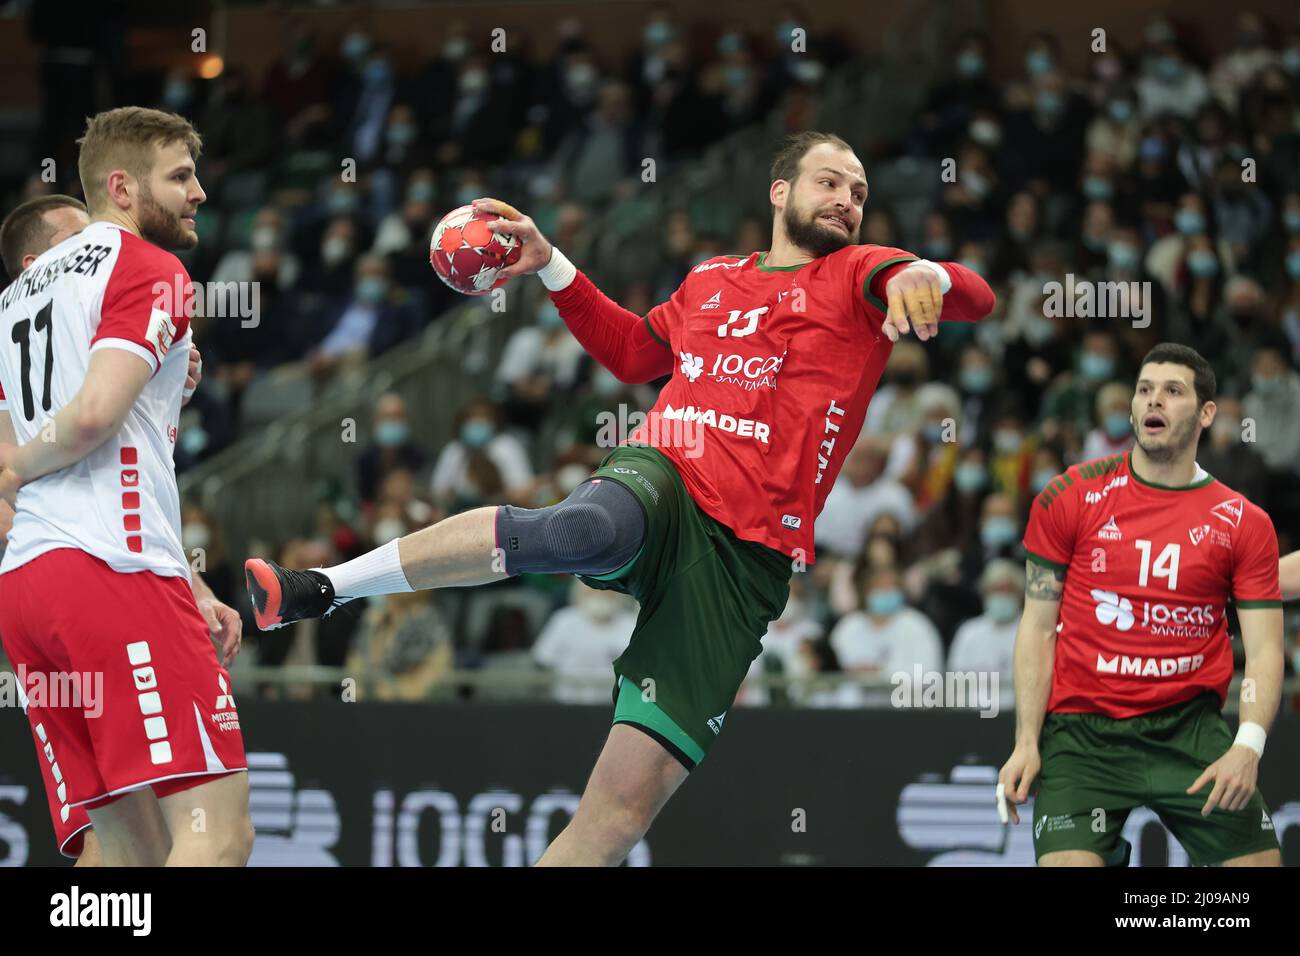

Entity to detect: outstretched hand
[882,264,943,342]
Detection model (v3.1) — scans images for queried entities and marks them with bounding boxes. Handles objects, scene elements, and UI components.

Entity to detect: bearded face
[137,180,197,251]
[782,185,860,258]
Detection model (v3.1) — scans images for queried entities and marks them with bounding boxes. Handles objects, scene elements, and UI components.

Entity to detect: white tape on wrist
[1234,721,1266,757]
[537,246,577,291]
[908,259,952,294]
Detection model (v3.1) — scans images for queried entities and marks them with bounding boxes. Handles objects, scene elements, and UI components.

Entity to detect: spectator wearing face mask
[1086,86,1141,170]
[954,345,999,448]
[532,581,638,704]
[211,206,302,291]
[307,254,421,380]
[829,567,943,705]
[1136,42,1210,120]
[1039,330,1124,441]
[959,493,1023,592]
[1209,13,1281,114]
[1028,446,1066,499]
[431,55,517,169]
[1002,67,1090,194]
[431,399,534,513]
[347,589,454,701]
[895,384,963,509]
[814,436,916,561]
[987,411,1035,500]
[1242,348,1300,476]
[912,31,1000,157]
[357,393,429,505]
[180,502,236,607]
[496,298,587,430]
[1196,397,1270,507]
[552,80,645,205]
[1081,381,1137,462]
[947,559,1024,711]
[195,67,276,198]
[863,341,929,454]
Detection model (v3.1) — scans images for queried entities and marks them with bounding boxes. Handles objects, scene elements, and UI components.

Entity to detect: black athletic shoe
[244,558,339,631]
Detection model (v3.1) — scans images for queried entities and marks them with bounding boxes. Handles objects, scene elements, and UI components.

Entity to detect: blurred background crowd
[2,1,1299,708]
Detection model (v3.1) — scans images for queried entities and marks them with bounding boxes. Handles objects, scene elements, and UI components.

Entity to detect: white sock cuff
[320,538,414,601]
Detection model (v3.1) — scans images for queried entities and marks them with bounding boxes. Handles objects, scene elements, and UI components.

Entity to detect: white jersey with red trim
[0,221,193,579]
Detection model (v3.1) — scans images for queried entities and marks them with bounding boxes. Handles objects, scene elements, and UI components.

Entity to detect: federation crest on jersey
[1210,497,1243,528]
[146,308,177,358]
[1188,524,1211,546]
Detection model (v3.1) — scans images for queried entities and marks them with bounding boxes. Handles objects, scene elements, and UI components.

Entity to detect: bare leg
[536,724,689,866]
[157,772,254,866]
[396,506,509,589]
[84,789,171,866]
[74,829,103,867]
[1038,850,1106,867]
[1221,849,1281,866]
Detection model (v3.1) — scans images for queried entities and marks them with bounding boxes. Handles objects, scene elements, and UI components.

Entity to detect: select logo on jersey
[660,403,770,443]
[1096,652,1205,678]
[1084,475,1128,504]
[700,290,722,311]
[145,308,177,359]
[1211,497,1243,529]
[1092,589,1135,630]
[1097,516,1122,541]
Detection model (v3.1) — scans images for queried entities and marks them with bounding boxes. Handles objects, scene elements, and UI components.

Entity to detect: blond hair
[76,107,203,213]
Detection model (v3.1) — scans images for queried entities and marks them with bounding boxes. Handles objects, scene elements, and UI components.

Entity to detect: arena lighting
[198,54,224,79]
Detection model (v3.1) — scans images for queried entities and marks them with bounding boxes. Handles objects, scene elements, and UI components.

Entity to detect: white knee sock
[317,539,414,601]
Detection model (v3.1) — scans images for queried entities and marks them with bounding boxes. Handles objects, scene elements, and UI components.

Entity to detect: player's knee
[496,480,644,576]
[229,814,255,866]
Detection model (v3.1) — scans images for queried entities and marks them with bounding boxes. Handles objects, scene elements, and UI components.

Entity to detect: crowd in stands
[8,7,1300,707]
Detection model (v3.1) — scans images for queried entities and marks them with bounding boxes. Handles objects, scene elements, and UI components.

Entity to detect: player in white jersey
[0,193,242,865]
[0,108,252,866]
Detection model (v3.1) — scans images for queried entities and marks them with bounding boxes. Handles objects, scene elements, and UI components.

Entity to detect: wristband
[537,246,576,291]
[907,259,952,294]
[1234,721,1266,757]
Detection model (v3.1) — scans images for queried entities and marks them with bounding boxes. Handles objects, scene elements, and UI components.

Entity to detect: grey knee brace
[495,477,646,576]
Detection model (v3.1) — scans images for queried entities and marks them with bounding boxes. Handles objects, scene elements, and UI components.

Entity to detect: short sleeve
[1023,478,1078,574]
[1232,505,1282,607]
[0,378,7,410]
[90,239,192,374]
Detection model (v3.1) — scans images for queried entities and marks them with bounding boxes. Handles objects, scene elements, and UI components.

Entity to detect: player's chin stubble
[138,187,196,251]
[1137,416,1198,463]
[783,202,856,258]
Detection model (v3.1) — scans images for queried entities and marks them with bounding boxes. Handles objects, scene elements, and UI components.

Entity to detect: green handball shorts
[1033,692,1280,866]
[575,443,793,770]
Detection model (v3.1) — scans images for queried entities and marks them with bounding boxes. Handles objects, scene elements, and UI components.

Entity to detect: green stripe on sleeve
[862,255,919,315]
[1233,599,1282,609]
[643,314,670,350]
[1025,549,1069,573]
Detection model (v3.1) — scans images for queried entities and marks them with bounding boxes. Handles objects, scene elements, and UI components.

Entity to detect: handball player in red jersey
[245,131,996,865]
[998,343,1283,866]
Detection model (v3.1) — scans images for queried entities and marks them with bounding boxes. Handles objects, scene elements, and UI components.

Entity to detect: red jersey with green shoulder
[620,246,991,561]
[1022,451,1281,719]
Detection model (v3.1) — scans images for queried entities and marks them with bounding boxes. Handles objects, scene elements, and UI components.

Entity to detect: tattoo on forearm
[1026,561,1065,601]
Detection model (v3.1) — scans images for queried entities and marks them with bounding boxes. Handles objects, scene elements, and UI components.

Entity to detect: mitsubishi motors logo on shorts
[1211,497,1243,528]
[211,674,240,732]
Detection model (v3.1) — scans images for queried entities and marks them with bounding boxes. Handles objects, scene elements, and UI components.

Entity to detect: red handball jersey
[549,247,994,562]
[1022,451,1282,719]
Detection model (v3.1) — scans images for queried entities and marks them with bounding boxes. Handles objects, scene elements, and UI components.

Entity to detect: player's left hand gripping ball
[429,202,524,295]
[883,265,943,342]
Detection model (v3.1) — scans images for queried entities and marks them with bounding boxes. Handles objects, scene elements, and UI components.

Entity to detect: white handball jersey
[0,221,193,579]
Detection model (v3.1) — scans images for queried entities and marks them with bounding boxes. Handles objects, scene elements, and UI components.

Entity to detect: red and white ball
[429,204,522,295]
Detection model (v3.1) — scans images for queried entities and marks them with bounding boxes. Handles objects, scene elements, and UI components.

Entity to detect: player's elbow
[72,398,122,447]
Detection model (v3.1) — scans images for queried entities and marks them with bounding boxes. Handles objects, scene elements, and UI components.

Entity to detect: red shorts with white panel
[0,548,246,810]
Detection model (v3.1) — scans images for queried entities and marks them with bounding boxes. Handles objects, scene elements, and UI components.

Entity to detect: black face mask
[893,371,919,388]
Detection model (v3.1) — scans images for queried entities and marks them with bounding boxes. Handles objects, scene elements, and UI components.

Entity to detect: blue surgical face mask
[1031,468,1057,494]
[1083,176,1114,202]
[163,80,192,110]
[1104,412,1132,440]
[592,368,623,396]
[1138,136,1167,162]
[1108,242,1140,271]
[1156,57,1183,82]
[922,421,946,444]
[375,420,409,447]
[181,424,208,456]
[959,257,986,276]
[1283,210,1300,234]
[1107,99,1135,123]
[956,50,985,77]
[364,60,393,87]
[328,190,359,216]
[1025,49,1054,77]
[356,277,388,304]
[867,589,905,617]
[644,21,674,47]
[386,123,417,147]
[717,32,743,55]
[1035,90,1063,116]
[1175,209,1205,235]
[456,186,479,208]
[407,181,435,204]
[536,303,563,329]
[342,33,370,62]
[985,593,1021,623]
[954,462,988,493]
[960,366,994,393]
[926,238,953,259]
[1187,250,1219,277]
[1251,374,1286,396]
[1283,48,1300,75]
[461,419,495,448]
[1079,351,1116,381]
[725,66,750,89]
[1286,251,1300,280]
[981,516,1018,549]
[774,20,799,45]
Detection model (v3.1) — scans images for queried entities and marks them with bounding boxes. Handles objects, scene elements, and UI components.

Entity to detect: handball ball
[429,204,522,295]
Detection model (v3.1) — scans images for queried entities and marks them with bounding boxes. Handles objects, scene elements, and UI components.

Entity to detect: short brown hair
[1,194,88,279]
[1139,342,1217,408]
[76,107,203,214]
[769,131,854,185]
